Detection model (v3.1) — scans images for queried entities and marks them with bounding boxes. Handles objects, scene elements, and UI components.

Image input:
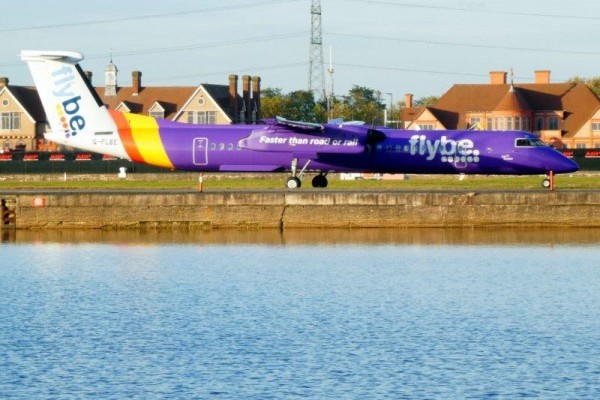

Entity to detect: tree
[260,88,318,122]
[260,88,286,119]
[338,85,386,124]
[285,90,317,122]
[568,76,600,98]
[414,95,439,107]
[260,85,386,124]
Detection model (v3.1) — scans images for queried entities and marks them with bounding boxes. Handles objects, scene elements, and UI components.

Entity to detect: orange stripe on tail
[109,109,145,163]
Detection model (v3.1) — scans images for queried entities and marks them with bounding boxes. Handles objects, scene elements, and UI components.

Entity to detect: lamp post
[385,93,393,128]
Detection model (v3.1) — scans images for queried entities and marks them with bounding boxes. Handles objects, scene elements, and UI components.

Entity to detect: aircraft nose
[550,153,579,174]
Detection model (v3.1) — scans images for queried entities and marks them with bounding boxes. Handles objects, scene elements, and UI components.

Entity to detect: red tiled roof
[96,84,243,121]
[433,82,600,136]
[494,85,530,112]
[96,86,197,120]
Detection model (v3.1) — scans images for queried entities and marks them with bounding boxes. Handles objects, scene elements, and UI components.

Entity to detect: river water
[1,228,600,399]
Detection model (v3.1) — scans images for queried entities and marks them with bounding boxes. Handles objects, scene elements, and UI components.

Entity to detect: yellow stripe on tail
[126,113,174,169]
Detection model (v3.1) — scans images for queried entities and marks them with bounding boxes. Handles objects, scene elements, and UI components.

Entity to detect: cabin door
[193,138,209,165]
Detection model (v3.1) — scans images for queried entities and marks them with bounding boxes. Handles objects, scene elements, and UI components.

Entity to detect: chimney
[535,70,551,84]
[84,71,93,84]
[405,93,413,108]
[490,71,507,85]
[0,77,8,87]
[251,76,261,122]
[229,74,238,123]
[132,71,142,95]
[242,75,251,123]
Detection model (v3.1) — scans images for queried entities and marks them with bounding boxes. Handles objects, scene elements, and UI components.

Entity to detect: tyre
[542,178,551,189]
[286,177,301,189]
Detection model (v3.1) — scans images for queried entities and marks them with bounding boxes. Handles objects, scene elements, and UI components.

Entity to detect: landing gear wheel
[286,177,302,189]
[311,175,328,188]
[542,178,551,189]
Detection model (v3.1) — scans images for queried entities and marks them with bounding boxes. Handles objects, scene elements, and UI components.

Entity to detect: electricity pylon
[308,0,326,100]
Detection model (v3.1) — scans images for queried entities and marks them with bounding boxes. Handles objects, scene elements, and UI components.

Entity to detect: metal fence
[0,150,599,174]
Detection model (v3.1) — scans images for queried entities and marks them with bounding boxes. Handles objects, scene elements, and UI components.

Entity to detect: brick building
[403,70,600,149]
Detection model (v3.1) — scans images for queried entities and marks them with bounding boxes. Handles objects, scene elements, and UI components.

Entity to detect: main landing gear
[285,158,329,189]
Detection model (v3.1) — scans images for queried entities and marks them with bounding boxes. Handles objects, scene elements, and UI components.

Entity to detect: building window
[149,111,164,119]
[0,112,20,130]
[3,141,10,149]
[187,111,216,124]
[535,116,544,130]
[548,116,559,130]
[487,118,492,129]
[497,117,504,130]
[506,117,513,131]
[418,124,434,130]
[514,116,521,130]
[592,122,600,131]
[576,143,587,149]
[523,117,531,131]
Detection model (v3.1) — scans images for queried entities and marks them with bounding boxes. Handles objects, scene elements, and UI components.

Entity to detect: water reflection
[2,227,600,246]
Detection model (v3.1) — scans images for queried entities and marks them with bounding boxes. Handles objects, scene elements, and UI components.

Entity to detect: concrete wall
[2,191,600,229]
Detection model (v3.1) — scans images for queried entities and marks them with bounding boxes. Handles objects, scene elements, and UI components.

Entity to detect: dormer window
[149,102,166,120]
[115,103,131,113]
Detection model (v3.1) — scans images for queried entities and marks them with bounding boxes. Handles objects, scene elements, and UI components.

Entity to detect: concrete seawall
[2,190,600,229]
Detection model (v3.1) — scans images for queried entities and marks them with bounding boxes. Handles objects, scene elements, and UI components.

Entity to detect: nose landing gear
[542,171,555,190]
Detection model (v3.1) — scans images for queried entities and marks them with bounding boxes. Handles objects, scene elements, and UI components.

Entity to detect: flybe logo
[409,134,481,163]
[51,66,85,138]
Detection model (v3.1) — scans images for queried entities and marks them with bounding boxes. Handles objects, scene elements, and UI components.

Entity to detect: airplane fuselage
[109,116,577,177]
[22,49,578,189]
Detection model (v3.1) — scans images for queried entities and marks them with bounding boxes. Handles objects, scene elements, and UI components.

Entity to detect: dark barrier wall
[560,149,600,171]
[0,152,169,174]
[0,150,599,174]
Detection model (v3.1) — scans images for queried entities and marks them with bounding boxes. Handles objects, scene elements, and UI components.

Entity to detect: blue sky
[2,0,599,103]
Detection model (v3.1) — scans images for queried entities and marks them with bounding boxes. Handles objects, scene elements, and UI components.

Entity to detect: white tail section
[21,50,128,158]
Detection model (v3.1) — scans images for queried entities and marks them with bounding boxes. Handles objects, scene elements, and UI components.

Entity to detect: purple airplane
[22,50,578,189]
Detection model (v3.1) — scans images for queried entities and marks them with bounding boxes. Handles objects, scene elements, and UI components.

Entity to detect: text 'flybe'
[409,135,481,163]
[52,65,85,137]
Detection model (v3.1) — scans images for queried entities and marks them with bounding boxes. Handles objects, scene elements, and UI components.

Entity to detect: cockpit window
[515,138,546,147]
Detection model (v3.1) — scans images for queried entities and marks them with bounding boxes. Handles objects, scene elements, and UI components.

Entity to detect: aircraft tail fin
[20,50,125,156]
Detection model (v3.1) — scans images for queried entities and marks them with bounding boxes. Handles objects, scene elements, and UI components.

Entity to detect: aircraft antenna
[308,0,327,101]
